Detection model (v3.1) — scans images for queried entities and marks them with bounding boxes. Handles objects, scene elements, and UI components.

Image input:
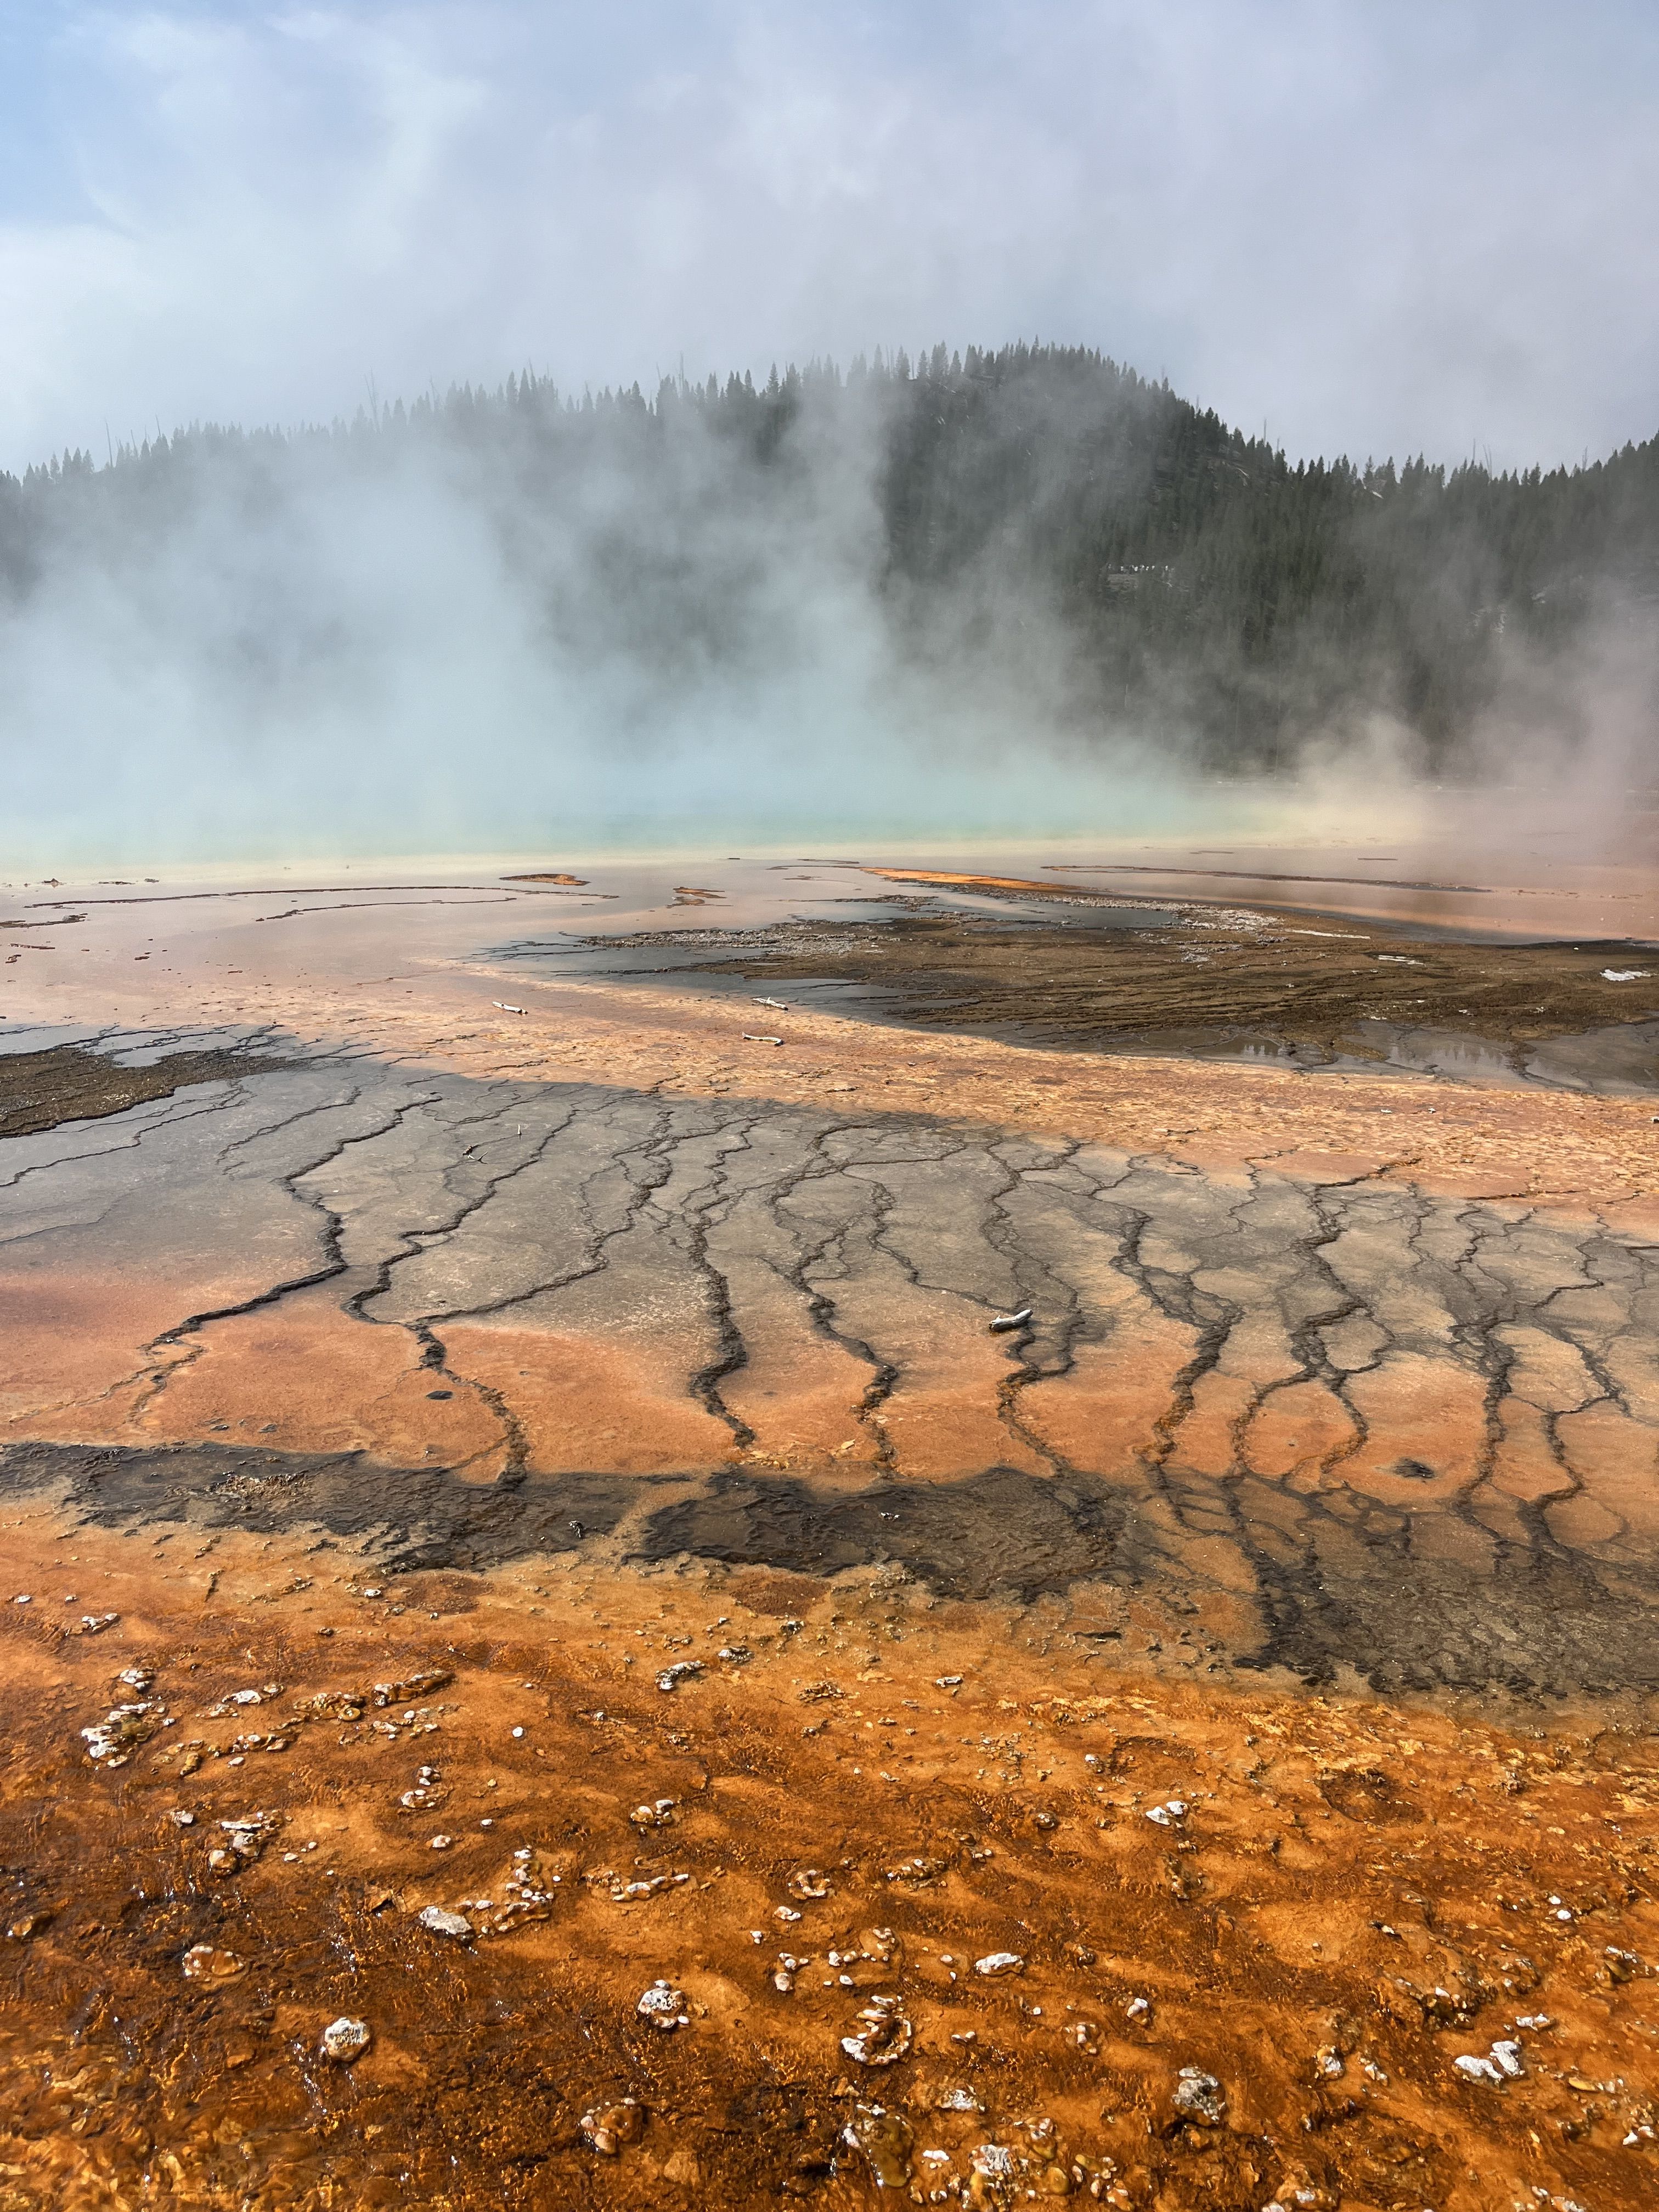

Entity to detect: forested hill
[3,342,1656,767]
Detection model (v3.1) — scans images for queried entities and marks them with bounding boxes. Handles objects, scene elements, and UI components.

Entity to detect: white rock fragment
[974,1951,1024,1977]
[656,1661,703,1693]
[82,1700,166,1765]
[840,1991,913,2067]
[208,1810,282,1875]
[1172,2067,1226,2124]
[320,2016,371,2063]
[1454,2054,1503,2084]
[636,1979,689,2030]
[1457,2036,1525,2083]
[417,1905,473,1940]
[1144,1799,1187,1826]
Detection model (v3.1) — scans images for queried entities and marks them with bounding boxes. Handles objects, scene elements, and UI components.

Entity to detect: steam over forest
[4,341,1656,770]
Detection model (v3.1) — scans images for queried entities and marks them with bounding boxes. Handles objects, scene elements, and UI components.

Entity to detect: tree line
[3,341,1654,766]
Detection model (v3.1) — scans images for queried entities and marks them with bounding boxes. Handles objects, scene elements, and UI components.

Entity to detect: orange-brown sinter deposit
[1,845,1658,2211]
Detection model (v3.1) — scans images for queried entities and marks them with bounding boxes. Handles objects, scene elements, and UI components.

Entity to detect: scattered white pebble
[636,1979,689,2030]
[1454,2053,1503,2084]
[320,2017,371,2063]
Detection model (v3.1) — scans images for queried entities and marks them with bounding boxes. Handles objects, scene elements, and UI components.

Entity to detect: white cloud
[1,2,1656,470]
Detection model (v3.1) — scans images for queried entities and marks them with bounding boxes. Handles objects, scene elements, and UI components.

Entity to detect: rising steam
[1,348,1653,869]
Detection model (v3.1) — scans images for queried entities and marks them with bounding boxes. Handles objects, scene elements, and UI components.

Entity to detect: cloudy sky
[2,1,1656,476]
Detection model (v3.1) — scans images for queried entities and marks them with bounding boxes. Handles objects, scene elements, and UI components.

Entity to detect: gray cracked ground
[3,1039,1658,1704]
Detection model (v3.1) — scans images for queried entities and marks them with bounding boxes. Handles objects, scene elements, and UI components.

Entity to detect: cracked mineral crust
[1,849,1657,2209]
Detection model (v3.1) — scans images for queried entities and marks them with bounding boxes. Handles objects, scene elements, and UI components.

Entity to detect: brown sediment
[3,868,1659,2206]
[0,1042,290,1141]
[635,907,1659,1066]
[0,1461,1655,2211]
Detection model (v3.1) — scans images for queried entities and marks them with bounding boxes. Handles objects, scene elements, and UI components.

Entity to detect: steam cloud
[3,370,1192,867]
[4,348,1656,872]
[3,8,1656,870]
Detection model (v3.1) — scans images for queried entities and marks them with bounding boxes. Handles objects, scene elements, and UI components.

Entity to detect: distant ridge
[4,342,1655,766]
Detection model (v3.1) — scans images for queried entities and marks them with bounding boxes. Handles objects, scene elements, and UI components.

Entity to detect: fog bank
[2,347,1655,871]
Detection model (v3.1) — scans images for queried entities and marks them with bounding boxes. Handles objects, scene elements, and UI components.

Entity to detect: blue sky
[2,2,1657,472]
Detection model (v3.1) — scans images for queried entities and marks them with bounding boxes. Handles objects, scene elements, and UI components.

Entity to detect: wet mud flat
[4,949,1659,2205]
[516,908,1659,1090]
[0,1042,293,1142]
[2,1446,1659,2211]
[13,1436,1659,1705]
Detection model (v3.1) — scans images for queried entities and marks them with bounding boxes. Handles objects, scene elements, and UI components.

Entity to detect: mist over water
[2,350,1654,874]
[1,378,1164,870]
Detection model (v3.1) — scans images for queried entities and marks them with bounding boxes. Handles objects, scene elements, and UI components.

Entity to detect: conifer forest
[4,342,1655,768]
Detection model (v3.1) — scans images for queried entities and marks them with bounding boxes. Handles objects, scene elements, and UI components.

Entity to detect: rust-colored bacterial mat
[1,857,1656,2209]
